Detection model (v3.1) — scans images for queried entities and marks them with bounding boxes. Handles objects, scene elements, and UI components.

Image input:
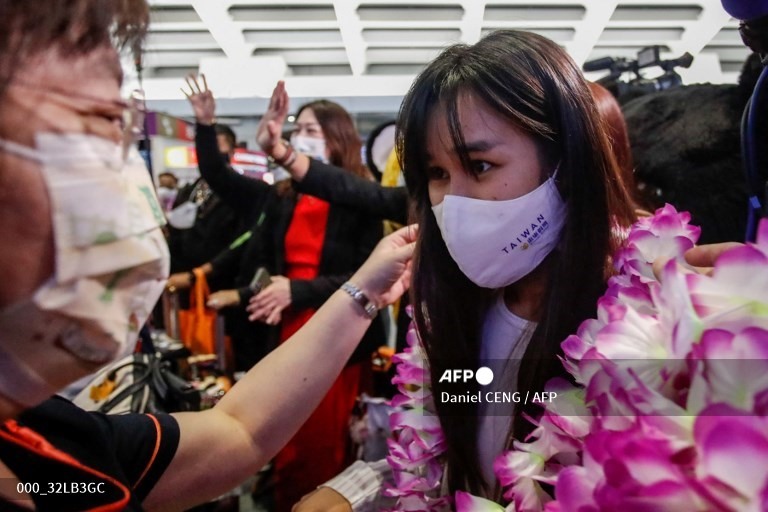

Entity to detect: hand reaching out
[182,74,216,125]
[166,272,193,293]
[652,241,744,280]
[683,242,743,276]
[292,487,352,512]
[349,224,418,306]
[207,289,241,310]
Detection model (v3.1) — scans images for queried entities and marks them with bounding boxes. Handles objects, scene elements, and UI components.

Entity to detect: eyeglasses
[121,89,147,160]
[8,81,147,161]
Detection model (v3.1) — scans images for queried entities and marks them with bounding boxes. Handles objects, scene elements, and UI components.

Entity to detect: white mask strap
[0,137,43,162]
[550,162,561,180]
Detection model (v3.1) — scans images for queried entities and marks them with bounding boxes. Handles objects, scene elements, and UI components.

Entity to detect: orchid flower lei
[386,205,768,512]
[383,308,451,511]
[460,205,768,511]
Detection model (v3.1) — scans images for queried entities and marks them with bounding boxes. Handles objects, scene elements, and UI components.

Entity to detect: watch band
[341,282,378,319]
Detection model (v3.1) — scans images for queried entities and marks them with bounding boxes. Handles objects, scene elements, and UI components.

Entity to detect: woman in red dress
[247,97,383,511]
[183,77,385,510]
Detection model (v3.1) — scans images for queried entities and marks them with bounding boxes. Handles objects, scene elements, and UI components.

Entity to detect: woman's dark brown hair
[0,0,148,98]
[397,29,636,495]
[296,100,371,180]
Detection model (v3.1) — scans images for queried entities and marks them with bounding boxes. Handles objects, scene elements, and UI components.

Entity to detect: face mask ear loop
[0,138,43,162]
[550,162,562,181]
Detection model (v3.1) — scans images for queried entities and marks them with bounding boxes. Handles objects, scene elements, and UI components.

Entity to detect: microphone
[583,56,615,72]
[665,52,694,70]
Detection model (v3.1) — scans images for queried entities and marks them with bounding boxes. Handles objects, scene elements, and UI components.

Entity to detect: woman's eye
[427,167,448,181]
[471,160,492,174]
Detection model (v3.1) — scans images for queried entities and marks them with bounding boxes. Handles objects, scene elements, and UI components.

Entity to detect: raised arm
[299,160,408,224]
[183,75,271,219]
[256,81,409,224]
[144,225,417,511]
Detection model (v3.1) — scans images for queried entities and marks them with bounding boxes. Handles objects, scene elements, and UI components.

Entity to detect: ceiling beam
[672,0,732,56]
[190,0,250,60]
[568,0,619,65]
[460,0,486,45]
[334,0,367,76]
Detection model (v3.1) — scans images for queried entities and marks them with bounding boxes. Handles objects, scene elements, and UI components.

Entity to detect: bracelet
[270,139,297,168]
[341,282,378,319]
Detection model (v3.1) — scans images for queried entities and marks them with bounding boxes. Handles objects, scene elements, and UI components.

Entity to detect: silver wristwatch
[341,282,378,319]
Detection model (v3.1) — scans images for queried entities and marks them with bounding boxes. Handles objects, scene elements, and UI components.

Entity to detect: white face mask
[0,133,170,407]
[432,174,566,289]
[166,201,198,229]
[291,134,328,163]
[156,186,178,212]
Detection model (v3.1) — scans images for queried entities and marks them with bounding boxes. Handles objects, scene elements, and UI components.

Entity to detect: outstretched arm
[183,74,271,219]
[298,159,409,224]
[144,225,418,511]
[256,81,409,224]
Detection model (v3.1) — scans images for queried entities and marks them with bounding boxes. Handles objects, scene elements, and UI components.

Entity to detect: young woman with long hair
[291,28,637,509]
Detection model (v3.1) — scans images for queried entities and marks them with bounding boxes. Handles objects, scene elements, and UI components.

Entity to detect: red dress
[274,194,362,511]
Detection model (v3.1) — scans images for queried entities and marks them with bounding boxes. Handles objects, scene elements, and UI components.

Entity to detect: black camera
[583,45,694,103]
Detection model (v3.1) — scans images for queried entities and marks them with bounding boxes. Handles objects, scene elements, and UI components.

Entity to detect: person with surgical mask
[155,171,179,213]
[0,1,415,510]
[290,110,329,163]
[181,75,387,511]
[164,120,246,295]
[291,28,641,510]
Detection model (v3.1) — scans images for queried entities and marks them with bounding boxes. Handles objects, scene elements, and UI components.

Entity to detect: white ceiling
[136,0,751,117]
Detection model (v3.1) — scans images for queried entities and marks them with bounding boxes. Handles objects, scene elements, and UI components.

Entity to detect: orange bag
[178,268,217,355]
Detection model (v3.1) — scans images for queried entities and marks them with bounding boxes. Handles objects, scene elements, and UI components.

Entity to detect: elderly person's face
[0,46,124,309]
[0,45,137,417]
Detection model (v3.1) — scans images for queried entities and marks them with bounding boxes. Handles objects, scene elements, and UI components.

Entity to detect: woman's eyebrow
[424,139,501,161]
[458,139,501,153]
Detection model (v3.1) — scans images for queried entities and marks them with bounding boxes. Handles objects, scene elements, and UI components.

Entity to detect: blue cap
[721,0,768,20]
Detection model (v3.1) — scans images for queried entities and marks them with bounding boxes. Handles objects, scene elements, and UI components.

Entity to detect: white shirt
[477,292,534,486]
[324,294,535,508]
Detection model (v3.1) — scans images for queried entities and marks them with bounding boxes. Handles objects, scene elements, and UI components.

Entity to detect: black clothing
[167,174,254,292]
[0,396,179,511]
[196,124,386,368]
[296,159,409,225]
[295,159,413,374]
[212,221,275,372]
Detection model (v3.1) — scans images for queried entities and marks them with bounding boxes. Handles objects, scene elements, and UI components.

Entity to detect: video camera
[583,46,694,103]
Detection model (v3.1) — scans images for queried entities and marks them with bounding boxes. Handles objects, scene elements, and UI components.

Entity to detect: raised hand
[256,80,289,156]
[182,74,216,125]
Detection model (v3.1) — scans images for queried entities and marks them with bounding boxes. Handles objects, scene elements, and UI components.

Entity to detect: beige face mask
[0,133,169,407]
